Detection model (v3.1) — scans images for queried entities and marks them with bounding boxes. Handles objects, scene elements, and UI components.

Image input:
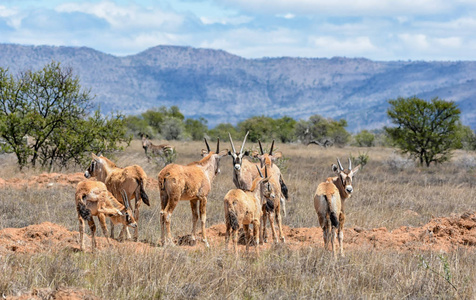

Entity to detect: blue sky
[1,0,476,60]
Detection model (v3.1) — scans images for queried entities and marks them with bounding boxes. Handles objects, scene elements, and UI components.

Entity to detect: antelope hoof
[203,239,210,248]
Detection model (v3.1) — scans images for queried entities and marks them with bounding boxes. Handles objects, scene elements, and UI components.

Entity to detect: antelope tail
[226,202,239,231]
[77,195,92,221]
[324,194,339,228]
[264,197,274,213]
[138,178,150,206]
[280,176,288,199]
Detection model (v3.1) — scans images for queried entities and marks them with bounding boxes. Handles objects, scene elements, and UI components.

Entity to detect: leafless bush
[385,153,415,171]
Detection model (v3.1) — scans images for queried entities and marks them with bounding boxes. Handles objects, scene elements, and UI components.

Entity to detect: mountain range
[1,43,475,132]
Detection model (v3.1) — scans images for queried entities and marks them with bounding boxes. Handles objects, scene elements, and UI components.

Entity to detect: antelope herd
[77,134,360,258]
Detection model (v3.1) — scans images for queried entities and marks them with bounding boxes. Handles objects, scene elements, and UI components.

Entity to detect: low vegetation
[1,140,475,299]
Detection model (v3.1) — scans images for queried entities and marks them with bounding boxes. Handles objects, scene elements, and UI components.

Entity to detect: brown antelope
[224,166,275,256]
[76,180,136,251]
[141,134,175,164]
[157,138,228,247]
[228,131,261,190]
[84,153,149,242]
[314,158,360,258]
[253,140,287,243]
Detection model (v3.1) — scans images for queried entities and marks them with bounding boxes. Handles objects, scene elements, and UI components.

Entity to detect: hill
[1,43,475,131]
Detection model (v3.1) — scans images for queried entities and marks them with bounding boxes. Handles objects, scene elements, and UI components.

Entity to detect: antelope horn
[337,158,344,171]
[216,138,220,153]
[256,165,264,178]
[348,157,352,170]
[228,133,237,154]
[204,138,211,152]
[240,131,249,155]
[121,189,130,209]
[258,140,264,155]
[269,140,275,155]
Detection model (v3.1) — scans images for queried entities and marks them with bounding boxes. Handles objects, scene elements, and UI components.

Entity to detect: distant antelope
[314,158,360,258]
[157,138,228,247]
[253,140,288,243]
[228,131,261,190]
[84,153,149,241]
[76,180,136,251]
[141,134,175,164]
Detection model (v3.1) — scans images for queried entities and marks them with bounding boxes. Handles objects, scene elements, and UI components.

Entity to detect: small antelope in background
[314,158,360,258]
[157,138,228,247]
[224,166,275,256]
[141,134,175,165]
[76,180,136,251]
[84,153,149,241]
[228,131,261,190]
[253,140,287,243]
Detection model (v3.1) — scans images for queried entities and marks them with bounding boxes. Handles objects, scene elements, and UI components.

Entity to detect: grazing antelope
[253,140,288,243]
[224,166,275,256]
[84,153,149,242]
[228,131,261,190]
[76,180,136,251]
[157,138,228,247]
[141,134,175,165]
[314,158,360,258]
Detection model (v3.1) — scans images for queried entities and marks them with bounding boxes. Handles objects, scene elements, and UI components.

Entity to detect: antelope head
[332,158,361,195]
[254,140,283,168]
[201,138,229,175]
[120,189,137,228]
[84,153,103,178]
[228,131,250,171]
[256,165,275,200]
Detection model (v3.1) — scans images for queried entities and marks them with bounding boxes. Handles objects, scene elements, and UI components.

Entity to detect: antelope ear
[201,149,208,156]
[250,151,260,158]
[332,164,339,173]
[92,153,98,159]
[273,151,283,159]
[218,149,229,157]
[350,165,361,176]
[243,150,250,156]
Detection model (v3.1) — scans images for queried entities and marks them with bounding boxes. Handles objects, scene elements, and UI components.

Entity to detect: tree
[208,123,238,141]
[0,62,129,170]
[238,116,275,142]
[295,114,350,147]
[185,117,208,140]
[354,130,375,147]
[275,116,297,143]
[385,96,461,167]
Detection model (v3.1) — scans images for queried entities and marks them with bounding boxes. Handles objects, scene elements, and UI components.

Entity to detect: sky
[1,0,476,60]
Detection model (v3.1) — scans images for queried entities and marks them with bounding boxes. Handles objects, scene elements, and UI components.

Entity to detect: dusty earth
[1,173,476,299]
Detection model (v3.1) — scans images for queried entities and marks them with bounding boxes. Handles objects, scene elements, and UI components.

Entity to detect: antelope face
[333,158,361,195]
[229,151,249,171]
[228,131,250,172]
[122,208,137,228]
[84,159,97,178]
[261,179,276,200]
[203,138,228,175]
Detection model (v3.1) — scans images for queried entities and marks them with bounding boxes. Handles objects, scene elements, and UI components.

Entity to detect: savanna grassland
[1,140,476,299]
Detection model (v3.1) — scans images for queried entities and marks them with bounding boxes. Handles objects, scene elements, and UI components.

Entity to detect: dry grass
[1,140,476,299]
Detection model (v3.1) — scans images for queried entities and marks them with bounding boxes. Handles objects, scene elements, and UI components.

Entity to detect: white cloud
[56,1,184,30]
[200,15,253,25]
[215,0,459,16]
